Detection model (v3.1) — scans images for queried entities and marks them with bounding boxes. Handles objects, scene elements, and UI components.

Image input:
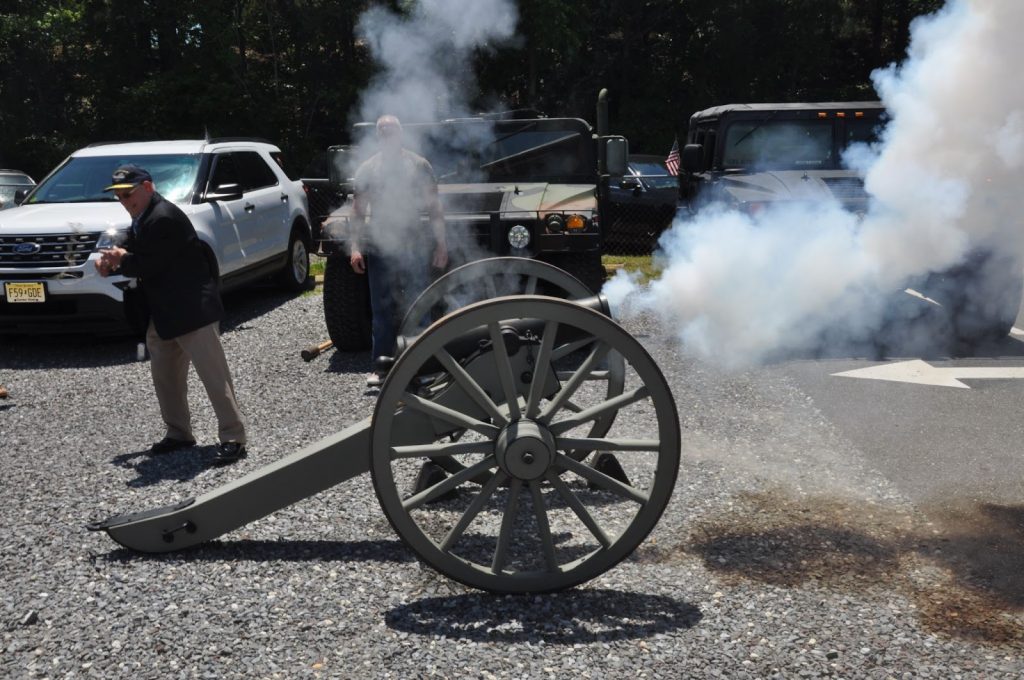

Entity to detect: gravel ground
[1,284,1022,679]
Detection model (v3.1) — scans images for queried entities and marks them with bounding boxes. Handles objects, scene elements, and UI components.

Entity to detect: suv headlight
[508,224,531,249]
[96,228,129,250]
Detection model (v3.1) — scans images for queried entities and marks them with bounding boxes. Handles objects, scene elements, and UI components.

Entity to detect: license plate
[4,281,46,303]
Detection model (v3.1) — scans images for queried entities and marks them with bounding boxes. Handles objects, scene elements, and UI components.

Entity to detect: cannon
[89,258,680,594]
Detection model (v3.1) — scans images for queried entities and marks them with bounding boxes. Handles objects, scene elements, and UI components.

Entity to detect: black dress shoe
[213,441,247,465]
[150,437,196,454]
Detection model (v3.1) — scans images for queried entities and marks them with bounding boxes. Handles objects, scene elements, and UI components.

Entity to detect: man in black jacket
[96,164,247,465]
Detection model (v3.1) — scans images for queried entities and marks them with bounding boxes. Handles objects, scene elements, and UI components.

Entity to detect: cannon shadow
[102,538,416,565]
[385,589,702,643]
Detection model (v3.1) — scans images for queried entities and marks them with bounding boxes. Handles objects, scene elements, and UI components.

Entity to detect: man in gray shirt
[348,115,448,386]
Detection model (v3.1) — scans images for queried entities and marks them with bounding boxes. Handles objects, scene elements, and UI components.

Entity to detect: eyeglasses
[113,185,139,200]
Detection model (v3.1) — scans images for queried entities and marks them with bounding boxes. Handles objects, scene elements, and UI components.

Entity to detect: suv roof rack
[206,137,274,145]
[84,141,138,148]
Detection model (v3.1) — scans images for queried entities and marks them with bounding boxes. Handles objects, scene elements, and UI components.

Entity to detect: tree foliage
[0,0,942,179]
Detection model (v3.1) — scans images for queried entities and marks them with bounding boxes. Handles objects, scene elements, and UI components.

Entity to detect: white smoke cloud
[356,0,518,125]
[618,0,1024,367]
[326,0,519,270]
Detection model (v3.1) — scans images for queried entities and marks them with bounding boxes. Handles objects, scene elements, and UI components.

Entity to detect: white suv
[0,138,312,334]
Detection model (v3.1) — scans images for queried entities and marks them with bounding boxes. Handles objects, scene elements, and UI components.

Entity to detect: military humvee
[678,101,1021,349]
[316,95,628,351]
[679,101,885,214]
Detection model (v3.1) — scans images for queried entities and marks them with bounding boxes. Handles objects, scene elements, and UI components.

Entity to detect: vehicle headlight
[96,228,129,249]
[508,224,530,249]
[544,214,564,233]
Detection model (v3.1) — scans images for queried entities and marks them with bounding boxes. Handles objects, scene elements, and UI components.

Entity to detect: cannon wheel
[399,257,625,478]
[370,296,680,593]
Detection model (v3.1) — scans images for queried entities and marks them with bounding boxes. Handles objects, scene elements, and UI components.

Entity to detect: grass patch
[310,255,326,277]
[602,254,661,284]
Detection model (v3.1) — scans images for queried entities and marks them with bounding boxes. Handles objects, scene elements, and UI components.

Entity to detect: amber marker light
[565,214,587,230]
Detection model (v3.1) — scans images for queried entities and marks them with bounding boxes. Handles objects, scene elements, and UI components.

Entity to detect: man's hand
[432,243,448,272]
[95,247,127,277]
[350,249,366,274]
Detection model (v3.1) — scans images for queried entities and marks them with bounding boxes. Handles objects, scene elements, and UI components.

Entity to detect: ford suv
[0,139,313,334]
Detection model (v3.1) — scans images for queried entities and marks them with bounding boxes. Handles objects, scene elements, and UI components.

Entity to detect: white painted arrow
[832,359,1024,389]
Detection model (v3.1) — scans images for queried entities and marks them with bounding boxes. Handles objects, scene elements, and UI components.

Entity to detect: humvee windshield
[352,119,597,185]
[721,114,885,170]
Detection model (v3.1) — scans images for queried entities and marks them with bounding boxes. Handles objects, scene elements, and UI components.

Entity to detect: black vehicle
[680,101,886,214]
[605,154,679,254]
[679,101,1022,349]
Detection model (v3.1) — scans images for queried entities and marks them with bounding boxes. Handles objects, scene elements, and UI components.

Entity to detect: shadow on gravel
[220,284,307,334]
[324,348,372,376]
[646,490,1024,646]
[385,589,702,643]
[1,334,140,369]
[0,284,307,370]
[103,538,414,564]
[112,446,221,487]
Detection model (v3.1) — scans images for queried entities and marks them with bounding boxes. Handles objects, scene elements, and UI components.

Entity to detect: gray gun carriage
[90,257,680,594]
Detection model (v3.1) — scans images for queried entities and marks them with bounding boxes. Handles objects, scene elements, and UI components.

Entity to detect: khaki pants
[147,321,247,444]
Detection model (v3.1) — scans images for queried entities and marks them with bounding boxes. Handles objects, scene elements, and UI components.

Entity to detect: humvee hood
[439,182,596,217]
[718,170,869,210]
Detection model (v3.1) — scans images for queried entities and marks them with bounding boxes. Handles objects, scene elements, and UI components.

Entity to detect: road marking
[832,359,1024,388]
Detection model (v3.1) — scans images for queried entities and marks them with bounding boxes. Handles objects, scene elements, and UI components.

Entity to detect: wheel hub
[494,419,555,481]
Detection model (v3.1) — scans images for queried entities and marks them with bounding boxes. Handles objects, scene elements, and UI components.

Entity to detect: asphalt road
[769,304,1024,506]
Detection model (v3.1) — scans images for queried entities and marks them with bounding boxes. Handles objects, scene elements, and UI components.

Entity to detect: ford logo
[13,243,41,255]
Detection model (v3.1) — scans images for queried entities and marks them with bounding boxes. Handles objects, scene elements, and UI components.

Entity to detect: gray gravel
[1,284,1022,678]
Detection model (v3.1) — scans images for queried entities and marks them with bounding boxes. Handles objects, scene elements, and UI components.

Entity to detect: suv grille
[0,232,99,269]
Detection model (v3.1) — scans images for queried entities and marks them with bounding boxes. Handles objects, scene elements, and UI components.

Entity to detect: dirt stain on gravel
[641,490,1024,646]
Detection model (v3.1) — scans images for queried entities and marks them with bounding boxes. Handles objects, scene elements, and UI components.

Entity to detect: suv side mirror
[13,189,28,205]
[682,144,703,173]
[206,183,243,202]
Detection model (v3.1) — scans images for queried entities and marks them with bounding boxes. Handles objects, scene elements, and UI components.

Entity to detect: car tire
[323,252,371,351]
[539,252,606,294]
[278,225,312,291]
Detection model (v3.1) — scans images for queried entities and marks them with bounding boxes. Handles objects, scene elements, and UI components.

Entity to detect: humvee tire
[323,253,371,351]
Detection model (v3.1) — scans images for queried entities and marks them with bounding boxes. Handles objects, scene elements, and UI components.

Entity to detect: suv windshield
[28,154,202,204]
[629,160,678,189]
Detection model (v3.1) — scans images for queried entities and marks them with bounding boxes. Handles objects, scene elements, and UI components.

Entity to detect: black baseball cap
[104,164,152,192]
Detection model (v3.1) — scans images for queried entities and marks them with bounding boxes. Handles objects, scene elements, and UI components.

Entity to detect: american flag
[665,137,680,176]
